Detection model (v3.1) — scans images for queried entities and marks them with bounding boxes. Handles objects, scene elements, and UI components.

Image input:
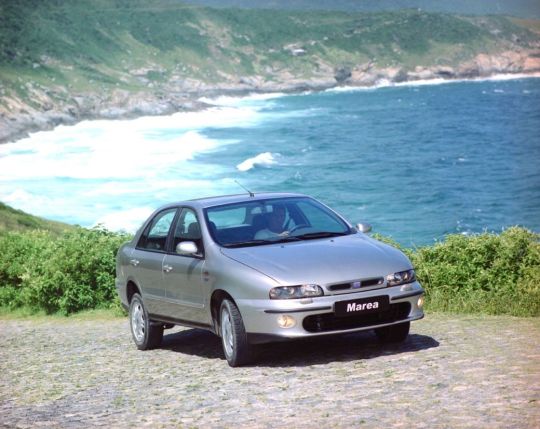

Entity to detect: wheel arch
[210,289,236,334]
[126,281,141,304]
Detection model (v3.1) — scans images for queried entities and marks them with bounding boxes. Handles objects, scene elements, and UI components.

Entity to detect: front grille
[302,303,411,333]
[328,283,350,291]
[328,277,384,291]
[362,277,384,287]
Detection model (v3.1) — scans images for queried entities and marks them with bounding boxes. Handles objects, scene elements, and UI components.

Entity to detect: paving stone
[0,314,538,428]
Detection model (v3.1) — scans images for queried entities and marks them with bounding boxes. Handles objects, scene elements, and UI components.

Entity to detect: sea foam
[94,206,155,232]
[0,103,268,228]
[199,92,287,107]
[236,152,278,172]
[325,72,540,94]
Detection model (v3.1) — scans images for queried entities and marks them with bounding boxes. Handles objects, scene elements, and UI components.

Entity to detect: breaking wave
[325,72,540,93]
[236,152,278,172]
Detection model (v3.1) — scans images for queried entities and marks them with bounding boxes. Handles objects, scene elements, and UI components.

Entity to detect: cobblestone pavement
[1,314,539,428]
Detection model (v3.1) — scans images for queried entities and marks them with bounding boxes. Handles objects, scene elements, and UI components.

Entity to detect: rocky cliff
[1,3,539,143]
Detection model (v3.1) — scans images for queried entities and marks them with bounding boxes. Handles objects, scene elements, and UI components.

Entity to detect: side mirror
[176,241,199,256]
[356,223,372,233]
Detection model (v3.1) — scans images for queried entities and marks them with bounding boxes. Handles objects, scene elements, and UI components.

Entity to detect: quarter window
[172,208,203,256]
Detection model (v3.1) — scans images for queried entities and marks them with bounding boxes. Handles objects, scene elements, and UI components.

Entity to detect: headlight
[386,269,416,287]
[269,284,324,299]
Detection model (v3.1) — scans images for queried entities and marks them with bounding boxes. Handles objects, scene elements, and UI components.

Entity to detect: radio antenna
[234,180,255,197]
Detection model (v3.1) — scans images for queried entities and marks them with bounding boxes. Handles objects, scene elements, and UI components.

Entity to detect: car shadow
[160,328,439,367]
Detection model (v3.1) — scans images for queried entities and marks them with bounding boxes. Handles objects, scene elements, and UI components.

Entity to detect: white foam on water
[236,152,278,172]
[482,72,540,81]
[0,188,94,225]
[324,78,450,93]
[0,103,271,228]
[325,73,540,93]
[94,206,155,233]
[0,129,223,180]
[199,92,287,107]
[2,189,49,211]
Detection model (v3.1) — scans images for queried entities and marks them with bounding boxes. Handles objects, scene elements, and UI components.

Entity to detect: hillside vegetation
[0,202,72,235]
[1,0,540,142]
[183,0,540,18]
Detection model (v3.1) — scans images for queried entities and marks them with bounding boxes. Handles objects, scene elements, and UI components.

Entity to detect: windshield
[204,197,353,247]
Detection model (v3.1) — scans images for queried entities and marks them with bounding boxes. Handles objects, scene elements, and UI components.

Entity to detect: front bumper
[236,282,424,343]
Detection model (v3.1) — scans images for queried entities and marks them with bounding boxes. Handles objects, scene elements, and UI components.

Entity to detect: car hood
[220,234,412,286]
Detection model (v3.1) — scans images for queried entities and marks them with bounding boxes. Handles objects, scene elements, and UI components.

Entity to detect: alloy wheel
[221,307,234,357]
[131,302,145,343]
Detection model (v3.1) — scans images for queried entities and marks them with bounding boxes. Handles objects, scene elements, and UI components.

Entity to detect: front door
[162,208,209,324]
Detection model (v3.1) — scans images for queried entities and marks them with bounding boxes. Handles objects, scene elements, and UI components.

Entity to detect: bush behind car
[0,226,538,316]
[0,226,129,315]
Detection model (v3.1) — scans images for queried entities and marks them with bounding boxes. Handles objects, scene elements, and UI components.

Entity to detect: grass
[0,202,72,235]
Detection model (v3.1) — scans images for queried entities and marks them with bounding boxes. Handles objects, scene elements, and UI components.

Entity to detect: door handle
[129,259,140,267]
[163,265,173,273]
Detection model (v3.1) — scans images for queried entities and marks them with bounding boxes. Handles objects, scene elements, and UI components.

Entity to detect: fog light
[276,315,296,328]
[417,296,424,308]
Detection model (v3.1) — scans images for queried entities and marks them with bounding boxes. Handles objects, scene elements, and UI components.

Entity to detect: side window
[172,208,203,255]
[137,208,177,251]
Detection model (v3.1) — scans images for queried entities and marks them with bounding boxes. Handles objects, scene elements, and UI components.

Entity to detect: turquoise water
[1,77,539,245]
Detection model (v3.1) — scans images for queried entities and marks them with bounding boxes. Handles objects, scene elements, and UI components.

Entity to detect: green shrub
[0,225,538,316]
[411,227,540,317]
[0,229,51,307]
[0,227,130,314]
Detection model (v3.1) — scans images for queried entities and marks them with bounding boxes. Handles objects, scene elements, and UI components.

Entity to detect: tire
[129,293,163,350]
[220,299,252,367]
[374,321,410,343]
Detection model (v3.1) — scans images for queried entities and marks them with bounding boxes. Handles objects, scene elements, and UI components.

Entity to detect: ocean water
[1,76,539,246]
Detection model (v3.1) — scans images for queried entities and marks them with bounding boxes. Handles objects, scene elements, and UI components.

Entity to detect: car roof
[160,192,309,210]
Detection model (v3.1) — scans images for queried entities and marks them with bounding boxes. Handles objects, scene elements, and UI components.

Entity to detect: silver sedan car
[116,192,424,366]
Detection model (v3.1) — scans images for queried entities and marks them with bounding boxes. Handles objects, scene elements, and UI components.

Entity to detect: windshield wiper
[295,231,348,240]
[223,239,273,248]
[223,235,302,248]
[274,236,302,243]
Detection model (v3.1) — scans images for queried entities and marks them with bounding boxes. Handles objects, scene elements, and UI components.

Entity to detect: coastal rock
[407,66,436,80]
[433,66,455,78]
[238,75,264,87]
[2,49,540,145]
[457,50,540,76]
[381,67,408,82]
[348,69,379,86]
[334,67,352,83]
[523,55,540,72]
[347,66,407,86]
[474,52,523,74]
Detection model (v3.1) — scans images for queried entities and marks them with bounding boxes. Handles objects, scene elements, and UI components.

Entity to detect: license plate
[334,296,389,317]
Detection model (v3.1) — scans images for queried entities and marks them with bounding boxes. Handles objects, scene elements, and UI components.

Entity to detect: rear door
[130,208,178,314]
